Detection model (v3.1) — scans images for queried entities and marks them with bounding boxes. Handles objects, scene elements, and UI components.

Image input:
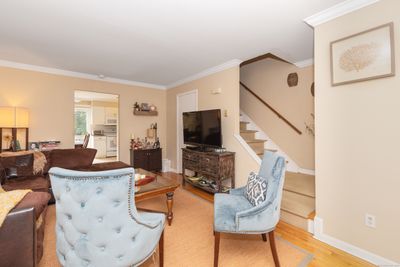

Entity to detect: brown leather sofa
[0,148,130,266]
[1,148,130,195]
[0,148,98,198]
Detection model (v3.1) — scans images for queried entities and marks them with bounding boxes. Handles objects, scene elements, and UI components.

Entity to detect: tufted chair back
[258,151,286,229]
[49,167,165,267]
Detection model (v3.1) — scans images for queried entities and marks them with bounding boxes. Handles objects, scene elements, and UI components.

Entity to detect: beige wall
[0,67,166,164]
[167,67,259,186]
[240,59,315,169]
[315,0,400,262]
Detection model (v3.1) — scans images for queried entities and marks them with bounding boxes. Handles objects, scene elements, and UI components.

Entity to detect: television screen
[183,109,222,148]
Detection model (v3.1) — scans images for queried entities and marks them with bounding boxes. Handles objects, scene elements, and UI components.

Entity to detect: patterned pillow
[244,171,268,206]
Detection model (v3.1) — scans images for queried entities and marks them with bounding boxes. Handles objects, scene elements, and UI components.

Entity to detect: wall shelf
[133,110,158,116]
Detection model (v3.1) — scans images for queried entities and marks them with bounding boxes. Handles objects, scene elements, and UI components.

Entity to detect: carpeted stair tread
[245,139,267,143]
[284,172,315,198]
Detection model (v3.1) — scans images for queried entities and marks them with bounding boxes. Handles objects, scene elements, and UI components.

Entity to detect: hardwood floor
[160,172,374,267]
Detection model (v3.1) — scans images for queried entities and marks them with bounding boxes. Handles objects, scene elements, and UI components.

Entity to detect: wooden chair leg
[261,233,267,242]
[159,230,164,267]
[214,231,220,267]
[268,231,280,267]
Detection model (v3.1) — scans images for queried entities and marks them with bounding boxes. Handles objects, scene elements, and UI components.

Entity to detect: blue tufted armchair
[213,151,286,267]
[49,167,165,267]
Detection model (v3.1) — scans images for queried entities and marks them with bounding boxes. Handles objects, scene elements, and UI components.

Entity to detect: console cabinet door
[132,150,147,169]
[131,149,162,172]
[148,149,162,171]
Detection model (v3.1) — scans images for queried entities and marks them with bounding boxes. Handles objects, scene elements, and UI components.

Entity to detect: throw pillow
[244,171,268,206]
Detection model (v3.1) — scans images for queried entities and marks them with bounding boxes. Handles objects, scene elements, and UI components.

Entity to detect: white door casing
[176,90,198,173]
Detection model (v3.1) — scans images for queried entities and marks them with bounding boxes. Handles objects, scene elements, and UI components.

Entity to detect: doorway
[176,90,198,173]
[74,90,119,163]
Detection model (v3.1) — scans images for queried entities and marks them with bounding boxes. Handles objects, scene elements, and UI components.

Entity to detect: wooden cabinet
[182,148,235,193]
[130,148,162,172]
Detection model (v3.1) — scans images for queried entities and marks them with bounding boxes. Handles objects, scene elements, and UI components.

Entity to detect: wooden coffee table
[134,168,179,225]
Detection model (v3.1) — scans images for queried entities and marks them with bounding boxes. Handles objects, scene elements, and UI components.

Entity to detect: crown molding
[304,0,379,28]
[0,59,166,90]
[166,59,242,89]
[293,58,314,68]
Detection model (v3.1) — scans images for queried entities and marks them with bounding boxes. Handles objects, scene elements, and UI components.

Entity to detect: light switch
[212,88,222,94]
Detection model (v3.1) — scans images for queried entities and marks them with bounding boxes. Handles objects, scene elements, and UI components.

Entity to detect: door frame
[176,89,198,173]
[74,90,120,161]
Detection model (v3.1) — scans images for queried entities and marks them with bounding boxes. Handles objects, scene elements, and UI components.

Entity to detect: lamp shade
[0,107,29,128]
[0,107,15,127]
[15,107,29,127]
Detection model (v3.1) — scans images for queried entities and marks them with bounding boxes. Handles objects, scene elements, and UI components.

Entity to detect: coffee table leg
[166,192,174,226]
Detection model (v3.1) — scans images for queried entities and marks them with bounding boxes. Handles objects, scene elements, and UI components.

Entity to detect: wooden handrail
[240,81,302,135]
[240,53,292,67]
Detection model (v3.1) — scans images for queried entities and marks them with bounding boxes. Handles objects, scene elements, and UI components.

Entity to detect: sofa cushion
[2,176,50,192]
[12,191,51,220]
[50,148,96,169]
[1,154,34,178]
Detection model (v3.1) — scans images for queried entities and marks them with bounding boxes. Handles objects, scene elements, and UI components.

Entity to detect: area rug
[39,187,313,267]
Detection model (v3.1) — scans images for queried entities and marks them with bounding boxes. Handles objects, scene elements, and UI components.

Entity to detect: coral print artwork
[330,22,395,86]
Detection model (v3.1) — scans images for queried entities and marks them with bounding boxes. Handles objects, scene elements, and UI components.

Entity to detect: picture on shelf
[29,142,40,151]
[140,103,150,111]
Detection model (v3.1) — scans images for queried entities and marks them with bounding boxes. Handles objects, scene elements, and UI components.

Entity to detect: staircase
[240,120,315,232]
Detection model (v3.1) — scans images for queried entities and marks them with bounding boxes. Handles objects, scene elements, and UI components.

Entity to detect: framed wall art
[330,22,395,86]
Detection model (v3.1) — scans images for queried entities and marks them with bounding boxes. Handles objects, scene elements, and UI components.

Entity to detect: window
[74,107,91,142]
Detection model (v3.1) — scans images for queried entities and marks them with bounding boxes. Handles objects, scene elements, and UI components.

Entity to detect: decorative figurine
[153,137,160,149]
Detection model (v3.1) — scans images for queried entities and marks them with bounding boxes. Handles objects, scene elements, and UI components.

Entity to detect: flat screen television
[183,109,222,148]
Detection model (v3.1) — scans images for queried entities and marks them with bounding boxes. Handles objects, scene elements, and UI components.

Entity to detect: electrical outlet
[365,213,376,228]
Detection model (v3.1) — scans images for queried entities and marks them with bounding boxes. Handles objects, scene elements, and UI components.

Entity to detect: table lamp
[0,107,29,151]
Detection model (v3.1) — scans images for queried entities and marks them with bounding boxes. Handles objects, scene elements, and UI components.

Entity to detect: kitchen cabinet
[93,136,107,158]
[105,107,118,125]
[92,106,118,125]
[92,106,106,125]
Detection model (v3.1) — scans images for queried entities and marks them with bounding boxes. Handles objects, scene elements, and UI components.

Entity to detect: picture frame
[330,22,395,86]
[140,103,150,111]
[29,141,40,151]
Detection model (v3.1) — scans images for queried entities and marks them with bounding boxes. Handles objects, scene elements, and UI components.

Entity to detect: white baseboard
[168,168,178,173]
[307,219,315,234]
[314,217,399,266]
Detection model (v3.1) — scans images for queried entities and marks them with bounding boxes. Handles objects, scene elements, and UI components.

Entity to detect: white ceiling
[0,0,345,87]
